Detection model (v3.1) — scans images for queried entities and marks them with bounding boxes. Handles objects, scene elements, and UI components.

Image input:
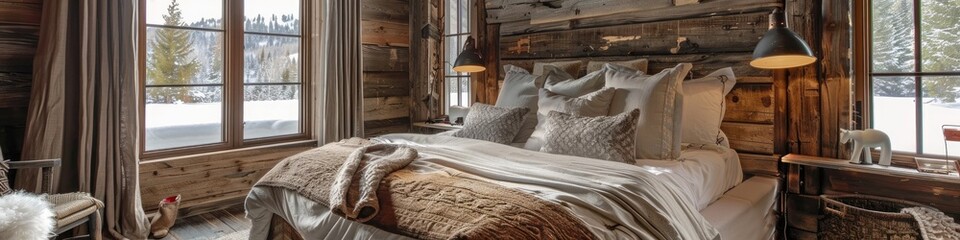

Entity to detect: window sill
[782,154,960,184]
[139,139,317,165]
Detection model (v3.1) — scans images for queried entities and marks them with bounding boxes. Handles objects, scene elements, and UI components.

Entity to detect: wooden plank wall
[478,0,784,176]
[409,0,444,124]
[362,0,413,137]
[0,0,41,162]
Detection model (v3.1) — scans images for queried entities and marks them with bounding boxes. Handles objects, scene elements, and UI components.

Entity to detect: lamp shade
[453,36,486,73]
[750,9,817,69]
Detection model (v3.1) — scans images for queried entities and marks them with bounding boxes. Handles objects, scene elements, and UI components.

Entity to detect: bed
[245,134,779,240]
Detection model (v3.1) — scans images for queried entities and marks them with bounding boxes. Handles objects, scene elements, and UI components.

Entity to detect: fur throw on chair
[0,191,55,240]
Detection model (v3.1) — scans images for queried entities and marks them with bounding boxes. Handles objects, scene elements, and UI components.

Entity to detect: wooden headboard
[473,0,785,177]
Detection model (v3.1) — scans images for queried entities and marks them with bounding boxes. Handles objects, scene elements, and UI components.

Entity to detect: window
[141,0,308,157]
[865,0,960,156]
[443,0,472,112]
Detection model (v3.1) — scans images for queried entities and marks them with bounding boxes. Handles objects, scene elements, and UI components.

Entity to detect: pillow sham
[496,65,543,142]
[681,67,737,146]
[453,103,530,144]
[604,63,692,160]
[542,65,606,97]
[586,58,648,73]
[532,60,582,77]
[0,160,10,196]
[541,109,640,163]
[523,87,617,150]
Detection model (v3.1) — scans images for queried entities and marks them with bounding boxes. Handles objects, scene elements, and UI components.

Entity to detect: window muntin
[142,0,306,155]
[443,0,472,112]
[868,0,960,156]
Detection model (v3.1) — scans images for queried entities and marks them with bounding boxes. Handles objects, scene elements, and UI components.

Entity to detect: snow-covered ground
[144,100,299,150]
[873,96,960,157]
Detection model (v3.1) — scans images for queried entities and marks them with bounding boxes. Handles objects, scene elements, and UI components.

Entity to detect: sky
[146,0,300,25]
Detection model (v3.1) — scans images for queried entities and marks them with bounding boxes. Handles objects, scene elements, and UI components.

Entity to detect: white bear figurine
[840,129,893,166]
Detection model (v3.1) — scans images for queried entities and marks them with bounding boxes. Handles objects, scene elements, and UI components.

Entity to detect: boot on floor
[150,194,181,239]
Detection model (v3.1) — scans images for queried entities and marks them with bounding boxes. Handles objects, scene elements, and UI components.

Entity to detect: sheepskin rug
[0,191,56,240]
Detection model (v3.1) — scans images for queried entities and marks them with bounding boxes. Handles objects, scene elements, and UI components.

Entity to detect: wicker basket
[819,194,927,240]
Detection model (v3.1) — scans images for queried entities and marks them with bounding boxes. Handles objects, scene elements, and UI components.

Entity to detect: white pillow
[586,58,648,73]
[523,87,616,151]
[604,63,692,160]
[681,67,737,146]
[542,65,606,97]
[532,60,582,77]
[495,65,542,143]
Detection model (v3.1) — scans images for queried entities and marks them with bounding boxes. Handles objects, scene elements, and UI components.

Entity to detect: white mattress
[245,135,767,240]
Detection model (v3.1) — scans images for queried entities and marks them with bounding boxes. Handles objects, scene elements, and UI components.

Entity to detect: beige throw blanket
[255,138,596,240]
[902,207,960,240]
[329,143,418,222]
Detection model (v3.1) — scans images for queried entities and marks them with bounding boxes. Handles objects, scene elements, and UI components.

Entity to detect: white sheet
[247,134,740,240]
[636,146,743,210]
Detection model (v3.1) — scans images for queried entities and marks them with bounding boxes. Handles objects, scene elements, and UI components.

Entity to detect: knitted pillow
[0,160,11,196]
[541,109,640,163]
[453,104,530,144]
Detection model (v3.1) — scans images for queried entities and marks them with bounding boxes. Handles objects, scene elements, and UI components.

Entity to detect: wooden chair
[1,147,103,239]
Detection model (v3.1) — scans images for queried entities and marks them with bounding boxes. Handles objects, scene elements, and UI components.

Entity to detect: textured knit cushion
[0,160,10,196]
[682,67,737,146]
[586,58,648,73]
[453,104,530,144]
[604,63,692,160]
[523,87,616,151]
[533,60,582,77]
[541,109,640,162]
[542,65,606,97]
[496,65,542,143]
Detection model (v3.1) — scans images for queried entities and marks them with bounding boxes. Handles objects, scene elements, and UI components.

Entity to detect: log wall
[0,0,41,163]
[478,0,785,177]
[362,0,413,137]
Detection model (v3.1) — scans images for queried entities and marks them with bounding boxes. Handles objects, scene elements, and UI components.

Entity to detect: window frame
[137,0,313,160]
[854,0,960,162]
[441,0,473,113]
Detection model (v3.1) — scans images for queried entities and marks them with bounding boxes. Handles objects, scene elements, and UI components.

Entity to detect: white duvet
[248,133,729,240]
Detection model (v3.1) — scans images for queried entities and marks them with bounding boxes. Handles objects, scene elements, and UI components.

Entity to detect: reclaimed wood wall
[477,0,785,176]
[363,0,413,137]
[409,0,444,124]
[0,0,41,162]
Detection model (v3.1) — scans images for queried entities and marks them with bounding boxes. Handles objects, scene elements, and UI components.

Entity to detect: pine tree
[147,0,200,103]
[871,0,916,98]
[920,0,960,102]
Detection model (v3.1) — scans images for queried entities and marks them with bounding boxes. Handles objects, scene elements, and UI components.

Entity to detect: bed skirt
[268,214,303,240]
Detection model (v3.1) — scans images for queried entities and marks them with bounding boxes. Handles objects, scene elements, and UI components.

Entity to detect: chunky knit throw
[255,138,596,240]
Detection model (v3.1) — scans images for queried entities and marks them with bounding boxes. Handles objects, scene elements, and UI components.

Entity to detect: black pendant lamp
[453,36,486,73]
[750,8,817,69]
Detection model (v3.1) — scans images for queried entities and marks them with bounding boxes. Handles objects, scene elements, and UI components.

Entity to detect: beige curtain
[318,0,364,144]
[20,0,150,239]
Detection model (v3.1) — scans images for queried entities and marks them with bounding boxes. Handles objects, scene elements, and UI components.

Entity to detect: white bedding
[247,134,743,240]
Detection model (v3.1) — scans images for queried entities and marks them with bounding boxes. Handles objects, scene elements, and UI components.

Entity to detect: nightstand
[412,122,463,134]
[781,154,960,239]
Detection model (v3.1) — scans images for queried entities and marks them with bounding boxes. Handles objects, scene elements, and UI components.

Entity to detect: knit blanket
[255,138,596,240]
[902,207,960,240]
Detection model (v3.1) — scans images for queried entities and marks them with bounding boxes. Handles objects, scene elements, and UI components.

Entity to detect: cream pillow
[586,58,648,73]
[604,63,692,160]
[496,65,543,143]
[542,65,606,97]
[533,60,582,77]
[681,67,737,146]
[523,87,616,151]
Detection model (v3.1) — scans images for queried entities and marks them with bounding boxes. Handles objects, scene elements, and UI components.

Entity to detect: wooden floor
[157,205,250,240]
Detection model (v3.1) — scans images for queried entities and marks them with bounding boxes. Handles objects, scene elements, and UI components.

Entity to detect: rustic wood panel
[139,142,315,212]
[363,96,409,121]
[786,0,822,156]
[0,25,40,73]
[363,45,410,72]
[0,72,31,108]
[409,0,443,122]
[822,169,960,215]
[363,72,410,98]
[361,0,410,24]
[364,117,411,137]
[529,0,673,25]
[725,83,775,124]
[819,0,852,159]
[0,1,41,25]
[739,153,779,177]
[492,0,781,36]
[720,122,775,154]
[361,20,410,47]
[500,12,768,59]
[785,193,820,233]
